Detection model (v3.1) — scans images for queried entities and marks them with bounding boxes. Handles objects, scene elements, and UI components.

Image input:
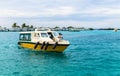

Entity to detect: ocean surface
[0,30,120,76]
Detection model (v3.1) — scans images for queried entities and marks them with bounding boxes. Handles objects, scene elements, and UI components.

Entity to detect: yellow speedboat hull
[18,42,69,52]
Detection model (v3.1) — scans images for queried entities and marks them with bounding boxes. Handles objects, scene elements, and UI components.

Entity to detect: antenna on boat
[35,29,38,31]
[114,28,118,32]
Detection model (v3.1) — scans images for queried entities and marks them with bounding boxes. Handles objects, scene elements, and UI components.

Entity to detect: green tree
[88,28,94,30]
[21,23,26,28]
[54,26,59,29]
[12,23,17,28]
[67,26,74,29]
[30,25,33,28]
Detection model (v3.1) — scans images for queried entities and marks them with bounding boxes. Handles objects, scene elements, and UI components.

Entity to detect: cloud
[0,0,120,28]
[78,7,120,16]
[44,6,76,16]
[0,6,77,18]
[0,0,120,17]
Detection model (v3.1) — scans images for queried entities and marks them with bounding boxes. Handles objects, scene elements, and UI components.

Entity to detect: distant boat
[114,28,118,32]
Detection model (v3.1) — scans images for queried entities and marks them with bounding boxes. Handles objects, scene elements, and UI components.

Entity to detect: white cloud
[43,6,76,16]
[0,0,120,28]
[0,0,120,17]
[0,10,25,17]
[75,7,120,17]
[0,6,76,17]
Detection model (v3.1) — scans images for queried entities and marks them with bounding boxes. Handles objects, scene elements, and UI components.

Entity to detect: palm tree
[12,22,17,28]
[21,23,26,28]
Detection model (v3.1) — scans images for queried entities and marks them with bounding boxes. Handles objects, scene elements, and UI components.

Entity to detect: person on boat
[58,33,63,41]
[34,33,40,37]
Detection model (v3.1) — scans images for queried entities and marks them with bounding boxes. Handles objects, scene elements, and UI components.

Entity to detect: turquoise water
[0,30,120,76]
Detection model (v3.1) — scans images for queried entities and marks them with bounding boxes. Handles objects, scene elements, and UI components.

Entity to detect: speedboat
[18,29,70,52]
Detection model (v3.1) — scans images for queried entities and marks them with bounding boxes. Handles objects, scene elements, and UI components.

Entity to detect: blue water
[0,30,120,76]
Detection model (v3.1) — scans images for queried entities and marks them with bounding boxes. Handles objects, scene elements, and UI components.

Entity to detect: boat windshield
[41,33,48,37]
[53,32,59,37]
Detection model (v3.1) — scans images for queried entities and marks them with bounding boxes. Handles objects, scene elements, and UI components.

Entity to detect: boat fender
[45,42,49,50]
[41,41,46,49]
[53,42,58,49]
[34,42,40,49]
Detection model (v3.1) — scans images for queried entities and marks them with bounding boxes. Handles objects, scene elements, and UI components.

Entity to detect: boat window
[48,32,54,39]
[41,33,48,37]
[19,34,31,41]
[53,32,59,37]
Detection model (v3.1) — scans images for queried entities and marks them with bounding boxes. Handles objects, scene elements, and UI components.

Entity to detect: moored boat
[18,29,70,52]
[114,28,118,32]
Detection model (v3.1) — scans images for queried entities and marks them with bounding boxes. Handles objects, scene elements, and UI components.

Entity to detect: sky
[0,0,120,28]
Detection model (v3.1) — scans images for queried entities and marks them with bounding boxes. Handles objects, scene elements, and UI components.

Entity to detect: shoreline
[0,29,119,32]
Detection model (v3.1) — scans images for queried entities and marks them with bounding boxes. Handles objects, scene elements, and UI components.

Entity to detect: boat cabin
[18,29,69,52]
[19,31,63,42]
